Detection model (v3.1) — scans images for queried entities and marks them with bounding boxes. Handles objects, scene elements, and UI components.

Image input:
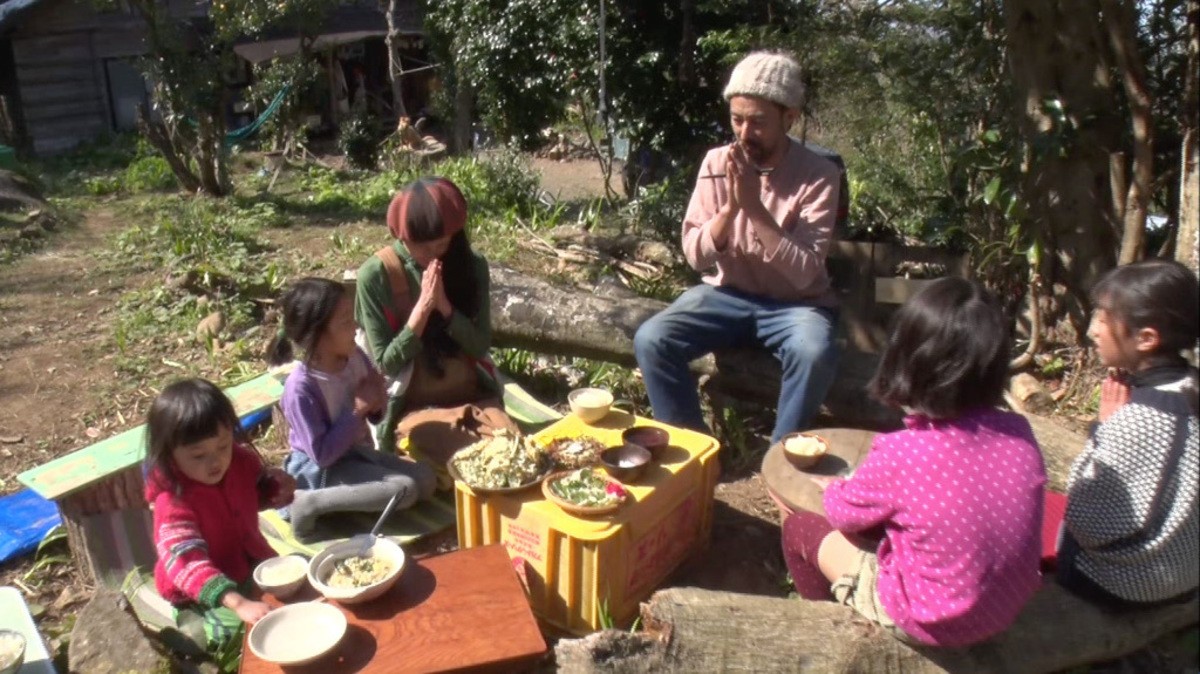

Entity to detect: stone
[69,589,169,674]
[195,311,225,341]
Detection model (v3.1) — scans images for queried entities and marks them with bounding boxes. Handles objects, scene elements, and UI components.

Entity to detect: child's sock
[782,510,836,601]
[288,477,418,541]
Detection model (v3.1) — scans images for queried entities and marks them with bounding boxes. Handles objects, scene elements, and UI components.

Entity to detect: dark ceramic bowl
[600,444,651,482]
[621,426,670,455]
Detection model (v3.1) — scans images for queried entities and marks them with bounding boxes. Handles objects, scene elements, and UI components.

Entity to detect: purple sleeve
[282,376,361,469]
[823,435,899,534]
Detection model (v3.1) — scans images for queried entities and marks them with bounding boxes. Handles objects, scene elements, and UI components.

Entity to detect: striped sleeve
[152,492,235,608]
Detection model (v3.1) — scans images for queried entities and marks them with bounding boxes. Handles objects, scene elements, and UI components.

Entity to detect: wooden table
[760,428,877,516]
[240,544,547,674]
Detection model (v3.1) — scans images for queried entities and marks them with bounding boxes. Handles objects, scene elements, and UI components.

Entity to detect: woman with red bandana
[354,177,509,459]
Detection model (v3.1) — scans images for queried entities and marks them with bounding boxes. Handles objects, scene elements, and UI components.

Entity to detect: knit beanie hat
[722,51,805,110]
[386,177,468,241]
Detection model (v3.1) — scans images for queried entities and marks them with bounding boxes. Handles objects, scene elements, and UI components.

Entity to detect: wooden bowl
[621,426,670,455]
[779,432,829,470]
[542,469,627,517]
[599,444,651,482]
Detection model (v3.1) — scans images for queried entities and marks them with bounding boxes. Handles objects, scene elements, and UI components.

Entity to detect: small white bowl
[568,387,614,423]
[247,601,346,666]
[0,629,26,674]
[307,536,406,605]
[254,555,309,599]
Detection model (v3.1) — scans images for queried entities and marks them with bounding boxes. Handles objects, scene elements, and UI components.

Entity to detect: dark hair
[1091,259,1199,357]
[145,378,248,486]
[266,277,347,366]
[870,277,1011,419]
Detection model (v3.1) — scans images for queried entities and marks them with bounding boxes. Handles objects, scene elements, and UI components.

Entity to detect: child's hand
[1098,373,1132,422]
[262,468,296,508]
[430,260,452,318]
[354,380,386,416]
[222,591,271,625]
[809,475,838,492]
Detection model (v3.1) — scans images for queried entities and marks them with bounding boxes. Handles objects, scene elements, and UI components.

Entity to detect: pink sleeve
[681,150,729,271]
[761,165,838,287]
[823,435,899,534]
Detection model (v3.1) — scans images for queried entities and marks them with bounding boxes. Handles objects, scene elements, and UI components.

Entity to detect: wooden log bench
[554,585,1198,673]
[489,240,968,430]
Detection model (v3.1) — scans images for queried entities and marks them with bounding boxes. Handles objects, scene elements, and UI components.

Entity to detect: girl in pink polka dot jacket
[780,277,1047,648]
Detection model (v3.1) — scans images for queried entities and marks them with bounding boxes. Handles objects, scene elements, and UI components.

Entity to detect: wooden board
[760,427,876,516]
[240,545,548,674]
[17,373,285,501]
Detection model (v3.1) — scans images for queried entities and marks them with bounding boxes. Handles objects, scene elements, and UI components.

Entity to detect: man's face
[729,96,795,165]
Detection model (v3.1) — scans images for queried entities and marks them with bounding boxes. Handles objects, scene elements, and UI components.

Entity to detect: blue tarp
[0,489,61,565]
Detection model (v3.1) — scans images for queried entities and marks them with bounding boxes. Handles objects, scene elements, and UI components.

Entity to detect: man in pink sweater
[634,51,843,442]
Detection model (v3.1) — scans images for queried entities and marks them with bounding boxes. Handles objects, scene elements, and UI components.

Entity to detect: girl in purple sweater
[781,278,1046,647]
[268,277,436,540]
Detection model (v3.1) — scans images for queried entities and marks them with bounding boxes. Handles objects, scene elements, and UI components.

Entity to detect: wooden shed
[0,0,427,155]
[0,0,206,154]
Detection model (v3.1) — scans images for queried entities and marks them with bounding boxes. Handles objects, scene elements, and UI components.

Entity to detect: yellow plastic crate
[455,413,721,635]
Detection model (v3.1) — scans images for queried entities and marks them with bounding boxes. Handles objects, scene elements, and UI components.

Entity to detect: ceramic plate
[247,601,346,666]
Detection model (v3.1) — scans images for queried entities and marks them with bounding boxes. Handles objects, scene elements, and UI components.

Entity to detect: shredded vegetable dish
[544,436,606,470]
[549,468,626,508]
[329,555,393,588]
[452,430,547,489]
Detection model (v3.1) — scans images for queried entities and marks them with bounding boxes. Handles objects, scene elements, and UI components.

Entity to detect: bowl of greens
[542,467,628,517]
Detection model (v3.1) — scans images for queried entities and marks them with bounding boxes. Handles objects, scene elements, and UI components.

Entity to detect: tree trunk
[1101,0,1154,265]
[488,265,900,429]
[1004,0,1123,338]
[451,61,475,154]
[1179,0,1200,274]
[384,0,408,121]
[555,587,1198,673]
[136,104,200,193]
[195,115,225,197]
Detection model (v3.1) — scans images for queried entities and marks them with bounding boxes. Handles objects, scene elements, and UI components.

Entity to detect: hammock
[224,84,291,145]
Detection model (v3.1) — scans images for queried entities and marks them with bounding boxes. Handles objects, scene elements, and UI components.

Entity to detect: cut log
[554,586,1198,673]
[488,265,901,429]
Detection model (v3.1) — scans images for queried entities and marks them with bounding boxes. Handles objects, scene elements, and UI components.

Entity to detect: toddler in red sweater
[144,378,296,653]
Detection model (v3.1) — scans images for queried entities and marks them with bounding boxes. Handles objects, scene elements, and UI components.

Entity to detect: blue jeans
[634,284,840,443]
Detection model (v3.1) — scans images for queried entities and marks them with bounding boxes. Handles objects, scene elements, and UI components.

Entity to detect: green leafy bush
[338,110,382,170]
[124,155,177,192]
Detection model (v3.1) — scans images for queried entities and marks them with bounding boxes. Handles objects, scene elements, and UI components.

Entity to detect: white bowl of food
[254,554,309,599]
[0,629,26,674]
[307,536,406,605]
[247,601,346,666]
[568,388,614,423]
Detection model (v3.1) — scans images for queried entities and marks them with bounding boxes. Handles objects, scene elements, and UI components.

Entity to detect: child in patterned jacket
[1058,259,1199,608]
[144,378,296,653]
